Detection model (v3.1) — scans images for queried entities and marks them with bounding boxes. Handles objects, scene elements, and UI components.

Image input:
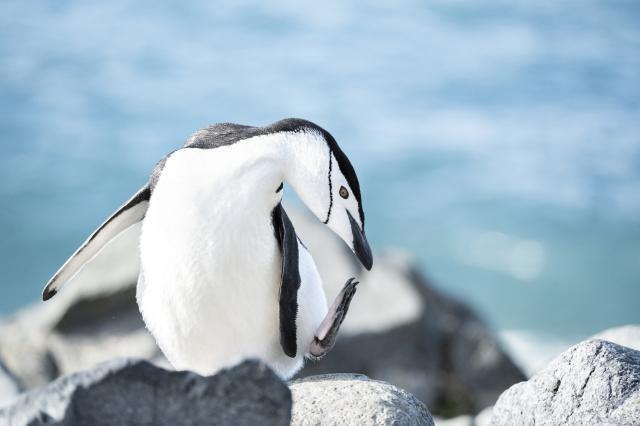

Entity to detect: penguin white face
[285,126,372,271]
[323,149,373,271]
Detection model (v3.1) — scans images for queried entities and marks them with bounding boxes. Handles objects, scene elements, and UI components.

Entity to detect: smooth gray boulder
[290,373,434,426]
[491,339,640,426]
[0,359,291,426]
[0,357,22,409]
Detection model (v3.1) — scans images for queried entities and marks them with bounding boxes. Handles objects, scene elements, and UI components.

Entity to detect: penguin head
[276,119,373,270]
[323,146,373,271]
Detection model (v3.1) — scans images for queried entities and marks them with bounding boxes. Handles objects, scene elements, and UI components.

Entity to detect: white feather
[138,133,329,378]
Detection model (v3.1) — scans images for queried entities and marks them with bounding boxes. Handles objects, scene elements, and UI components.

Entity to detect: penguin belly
[137,149,327,378]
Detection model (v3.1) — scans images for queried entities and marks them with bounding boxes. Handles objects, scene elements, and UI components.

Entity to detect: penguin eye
[339,186,349,199]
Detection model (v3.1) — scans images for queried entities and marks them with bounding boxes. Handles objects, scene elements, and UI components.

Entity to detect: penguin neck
[278,131,331,219]
[160,131,330,220]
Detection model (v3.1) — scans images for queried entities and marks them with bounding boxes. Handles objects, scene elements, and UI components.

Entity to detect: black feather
[271,203,301,358]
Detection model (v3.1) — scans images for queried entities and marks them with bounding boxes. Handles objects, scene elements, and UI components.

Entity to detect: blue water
[1,0,639,342]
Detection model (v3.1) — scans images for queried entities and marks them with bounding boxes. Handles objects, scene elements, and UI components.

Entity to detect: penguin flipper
[272,203,301,358]
[308,277,359,360]
[42,184,151,301]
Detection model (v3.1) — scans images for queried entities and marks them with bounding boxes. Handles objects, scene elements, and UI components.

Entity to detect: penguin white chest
[138,147,291,375]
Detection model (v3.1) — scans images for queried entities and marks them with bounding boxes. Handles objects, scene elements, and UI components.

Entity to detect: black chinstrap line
[323,148,333,224]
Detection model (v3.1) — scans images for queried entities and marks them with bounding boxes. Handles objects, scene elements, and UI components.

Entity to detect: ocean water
[1,0,639,356]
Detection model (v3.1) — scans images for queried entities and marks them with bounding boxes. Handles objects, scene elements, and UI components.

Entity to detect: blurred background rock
[1,0,639,421]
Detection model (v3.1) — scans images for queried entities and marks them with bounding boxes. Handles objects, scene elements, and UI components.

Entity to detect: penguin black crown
[43,118,373,378]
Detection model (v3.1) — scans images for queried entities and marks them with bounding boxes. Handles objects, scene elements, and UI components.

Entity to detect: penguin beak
[347,210,373,270]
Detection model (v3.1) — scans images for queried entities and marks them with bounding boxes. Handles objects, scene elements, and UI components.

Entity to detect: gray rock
[0,358,291,426]
[491,339,640,426]
[290,373,434,426]
[0,357,22,409]
[593,324,640,352]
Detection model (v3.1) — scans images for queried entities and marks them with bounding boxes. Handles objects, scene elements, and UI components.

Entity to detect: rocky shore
[0,359,435,426]
[0,207,638,425]
[2,336,638,425]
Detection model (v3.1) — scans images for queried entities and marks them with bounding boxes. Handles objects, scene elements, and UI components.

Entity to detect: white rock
[492,339,640,426]
[290,373,434,426]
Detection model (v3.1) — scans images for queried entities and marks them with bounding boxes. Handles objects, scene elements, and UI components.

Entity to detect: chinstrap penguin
[42,118,373,379]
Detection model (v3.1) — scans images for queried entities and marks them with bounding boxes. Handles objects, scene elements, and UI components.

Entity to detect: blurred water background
[1,0,639,372]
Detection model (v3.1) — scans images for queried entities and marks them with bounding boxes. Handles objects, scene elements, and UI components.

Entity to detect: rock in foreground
[1,359,437,426]
[290,374,434,426]
[491,339,640,426]
[0,359,291,426]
